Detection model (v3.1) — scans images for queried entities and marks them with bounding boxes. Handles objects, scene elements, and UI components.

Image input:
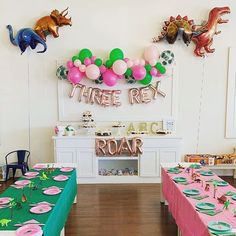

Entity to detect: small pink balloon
[85,64,100,80]
[112,60,127,75]
[73,59,81,67]
[103,70,118,87]
[140,59,145,66]
[124,58,129,63]
[133,59,140,66]
[79,65,86,73]
[68,67,84,84]
[127,60,133,68]
[84,58,92,66]
[144,45,160,62]
[67,61,74,69]
[149,59,157,66]
[91,56,96,63]
[150,68,158,76]
[99,65,107,74]
[132,65,146,80]
[157,71,162,77]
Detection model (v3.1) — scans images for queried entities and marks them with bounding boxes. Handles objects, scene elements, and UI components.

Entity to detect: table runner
[162,167,236,236]
[0,167,77,236]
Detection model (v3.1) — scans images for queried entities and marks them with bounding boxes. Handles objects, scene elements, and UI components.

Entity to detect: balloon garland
[57,46,174,87]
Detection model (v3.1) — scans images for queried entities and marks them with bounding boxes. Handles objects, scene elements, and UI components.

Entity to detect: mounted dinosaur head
[209,6,231,24]
[50,7,72,27]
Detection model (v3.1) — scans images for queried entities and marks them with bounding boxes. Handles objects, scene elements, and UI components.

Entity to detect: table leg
[160,183,165,203]
[177,227,182,236]
[60,227,65,236]
[234,169,236,179]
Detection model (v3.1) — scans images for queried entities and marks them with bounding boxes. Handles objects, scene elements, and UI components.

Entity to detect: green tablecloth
[0,168,77,236]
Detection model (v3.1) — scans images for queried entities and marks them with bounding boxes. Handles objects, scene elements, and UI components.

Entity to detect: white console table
[53,135,182,184]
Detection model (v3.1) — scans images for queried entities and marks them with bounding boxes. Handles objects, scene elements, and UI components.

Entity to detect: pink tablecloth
[162,167,236,236]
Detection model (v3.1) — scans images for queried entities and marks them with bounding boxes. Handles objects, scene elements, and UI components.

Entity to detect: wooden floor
[1,177,236,236]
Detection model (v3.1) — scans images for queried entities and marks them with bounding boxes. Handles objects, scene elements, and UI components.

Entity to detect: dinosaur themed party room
[0,0,236,235]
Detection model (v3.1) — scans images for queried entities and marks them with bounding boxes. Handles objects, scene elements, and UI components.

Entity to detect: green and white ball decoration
[56,65,68,80]
[160,50,175,66]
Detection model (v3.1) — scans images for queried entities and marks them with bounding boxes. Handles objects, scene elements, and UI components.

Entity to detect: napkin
[198,209,222,216]
[188,195,209,200]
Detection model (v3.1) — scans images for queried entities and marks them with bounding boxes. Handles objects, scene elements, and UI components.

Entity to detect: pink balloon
[84,58,92,66]
[132,65,146,80]
[127,60,133,68]
[157,71,162,77]
[140,59,145,66]
[79,65,86,73]
[112,60,127,75]
[149,59,157,66]
[103,70,118,87]
[99,65,107,74]
[67,61,74,69]
[150,68,158,76]
[85,64,100,80]
[68,67,84,84]
[133,59,140,65]
[144,45,160,62]
[124,58,129,63]
[91,56,96,63]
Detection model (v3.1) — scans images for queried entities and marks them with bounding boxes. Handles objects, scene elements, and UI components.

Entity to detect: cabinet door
[160,148,178,164]
[56,148,77,163]
[77,148,96,177]
[140,148,159,177]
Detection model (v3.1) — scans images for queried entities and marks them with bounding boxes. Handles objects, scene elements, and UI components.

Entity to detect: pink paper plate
[43,188,62,195]
[25,172,39,177]
[53,175,69,181]
[16,224,43,236]
[0,197,12,205]
[30,204,52,214]
[15,180,31,186]
[33,164,47,170]
[60,167,73,172]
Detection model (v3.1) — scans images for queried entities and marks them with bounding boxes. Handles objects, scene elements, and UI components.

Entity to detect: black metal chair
[5,150,30,181]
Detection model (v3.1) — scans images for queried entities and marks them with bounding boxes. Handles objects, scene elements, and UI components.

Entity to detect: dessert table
[0,163,77,236]
[161,162,236,236]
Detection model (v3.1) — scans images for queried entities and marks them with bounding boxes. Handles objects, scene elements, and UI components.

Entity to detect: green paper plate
[225,191,236,196]
[217,181,229,187]
[173,177,187,183]
[196,202,215,210]
[168,168,179,172]
[208,221,232,232]
[189,164,201,169]
[232,194,236,200]
[183,189,200,196]
[200,171,214,176]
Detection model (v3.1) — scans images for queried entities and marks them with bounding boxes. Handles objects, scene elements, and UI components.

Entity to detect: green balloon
[159,66,166,74]
[109,48,124,62]
[155,62,162,70]
[139,74,152,85]
[125,68,132,77]
[105,60,113,68]
[144,64,152,72]
[79,48,92,63]
[95,58,102,67]
[72,55,79,62]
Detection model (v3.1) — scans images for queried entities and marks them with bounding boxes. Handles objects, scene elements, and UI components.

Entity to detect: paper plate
[15,180,31,186]
[16,224,43,236]
[53,175,69,182]
[43,188,62,195]
[173,177,187,183]
[24,172,39,177]
[30,204,52,214]
[232,194,236,200]
[196,202,216,210]
[33,164,47,170]
[200,171,214,176]
[183,189,200,196]
[60,167,74,172]
[0,197,12,205]
[216,181,228,187]
[208,221,232,232]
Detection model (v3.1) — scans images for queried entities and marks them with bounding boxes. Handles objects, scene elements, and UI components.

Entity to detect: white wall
[0,0,236,165]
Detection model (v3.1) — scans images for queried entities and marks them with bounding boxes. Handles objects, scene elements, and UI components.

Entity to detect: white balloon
[112,60,127,75]
[144,45,160,62]
[74,59,82,67]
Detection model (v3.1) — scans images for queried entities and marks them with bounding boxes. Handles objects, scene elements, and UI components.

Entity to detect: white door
[140,148,159,177]
[56,148,77,163]
[77,148,96,177]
